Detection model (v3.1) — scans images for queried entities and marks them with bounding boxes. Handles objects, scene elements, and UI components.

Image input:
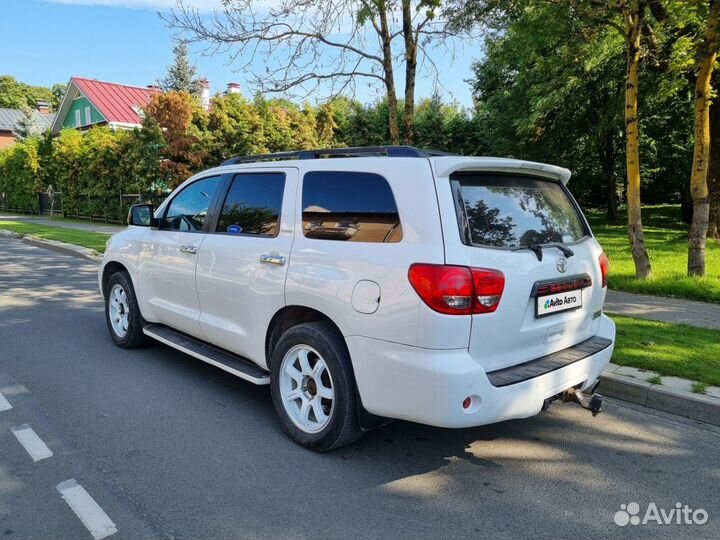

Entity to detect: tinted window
[302,171,402,243]
[453,174,586,248]
[216,173,285,236]
[163,176,222,232]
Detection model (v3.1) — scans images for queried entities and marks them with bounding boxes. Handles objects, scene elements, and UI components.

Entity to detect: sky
[0,0,477,107]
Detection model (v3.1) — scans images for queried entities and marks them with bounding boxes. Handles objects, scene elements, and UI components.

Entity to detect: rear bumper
[348,314,615,428]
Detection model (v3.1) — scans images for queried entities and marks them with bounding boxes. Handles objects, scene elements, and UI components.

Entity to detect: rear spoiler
[431,157,572,185]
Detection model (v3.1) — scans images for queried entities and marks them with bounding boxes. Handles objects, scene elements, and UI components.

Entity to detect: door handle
[179,245,197,255]
[260,254,286,266]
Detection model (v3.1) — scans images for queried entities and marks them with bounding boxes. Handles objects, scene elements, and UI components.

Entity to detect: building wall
[0,131,16,149]
[62,96,105,129]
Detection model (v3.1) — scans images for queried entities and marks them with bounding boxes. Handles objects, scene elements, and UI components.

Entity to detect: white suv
[99,146,615,451]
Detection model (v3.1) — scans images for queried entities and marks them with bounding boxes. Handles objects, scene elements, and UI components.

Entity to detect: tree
[12,107,45,140]
[51,83,67,110]
[454,0,654,278]
[0,75,56,110]
[165,0,456,144]
[708,83,720,238]
[144,91,207,188]
[614,0,653,278]
[159,38,201,95]
[687,0,720,276]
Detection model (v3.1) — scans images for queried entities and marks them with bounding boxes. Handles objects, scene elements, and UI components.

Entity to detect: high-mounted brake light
[598,252,610,288]
[408,264,505,315]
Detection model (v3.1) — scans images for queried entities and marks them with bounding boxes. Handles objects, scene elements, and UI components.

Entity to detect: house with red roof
[51,77,159,134]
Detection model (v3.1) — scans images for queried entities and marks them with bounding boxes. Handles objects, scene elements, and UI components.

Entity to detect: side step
[143,324,270,385]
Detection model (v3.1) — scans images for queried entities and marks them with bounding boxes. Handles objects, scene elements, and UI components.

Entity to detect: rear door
[437,168,606,373]
[195,169,296,367]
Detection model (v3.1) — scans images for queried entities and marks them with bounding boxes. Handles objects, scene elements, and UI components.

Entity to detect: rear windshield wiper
[511,243,574,262]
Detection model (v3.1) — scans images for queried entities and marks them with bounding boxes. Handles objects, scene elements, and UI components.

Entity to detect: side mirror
[128,204,155,227]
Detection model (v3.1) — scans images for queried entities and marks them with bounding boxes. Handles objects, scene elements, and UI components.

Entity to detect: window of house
[215,173,285,237]
[85,106,92,126]
[74,110,82,127]
[162,176,222,232]
[302,171,402,243]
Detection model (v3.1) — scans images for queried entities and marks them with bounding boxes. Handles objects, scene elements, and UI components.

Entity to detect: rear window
[452,173,587,248]
[302,171,402,243]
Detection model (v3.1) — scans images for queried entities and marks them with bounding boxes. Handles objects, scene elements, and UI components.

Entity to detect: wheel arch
[265,305,389,430]
[265,305,345,367]
[101,260,130,298]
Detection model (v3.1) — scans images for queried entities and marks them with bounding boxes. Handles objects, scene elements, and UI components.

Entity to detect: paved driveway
[1,237,718,539]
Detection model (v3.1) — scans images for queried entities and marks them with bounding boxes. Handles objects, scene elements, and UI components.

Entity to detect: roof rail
[220,145,456,165]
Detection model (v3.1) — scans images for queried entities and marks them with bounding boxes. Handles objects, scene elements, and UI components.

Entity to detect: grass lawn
[587,205,720,302]
[611,314,720,387]
[0,221,109,253]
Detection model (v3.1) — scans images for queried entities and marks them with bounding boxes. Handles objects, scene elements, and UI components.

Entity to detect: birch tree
[687,0,720,275]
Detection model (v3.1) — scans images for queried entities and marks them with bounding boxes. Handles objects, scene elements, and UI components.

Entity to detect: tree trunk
[402,0,417,145]
[688,2,720,276]
[379,6,400,145]
[708,89,720,239]
[625,33,652,279]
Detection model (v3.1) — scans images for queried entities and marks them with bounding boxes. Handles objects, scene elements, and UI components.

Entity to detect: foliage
[611,314,720,387]
[144,91,207,188]
[0,75,57,110]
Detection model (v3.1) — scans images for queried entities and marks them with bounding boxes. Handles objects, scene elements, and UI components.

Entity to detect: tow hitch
[562,388,603,416]
[542,381,603,416]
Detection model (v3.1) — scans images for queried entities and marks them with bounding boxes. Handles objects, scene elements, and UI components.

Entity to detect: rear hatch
[445,168,606,373]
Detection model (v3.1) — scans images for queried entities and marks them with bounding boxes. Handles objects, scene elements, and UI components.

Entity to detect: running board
[143,324,270,385]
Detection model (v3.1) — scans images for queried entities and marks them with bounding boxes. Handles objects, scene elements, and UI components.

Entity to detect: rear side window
[215,173,285,236]
[302,171,402,243]
[452,173,587,248]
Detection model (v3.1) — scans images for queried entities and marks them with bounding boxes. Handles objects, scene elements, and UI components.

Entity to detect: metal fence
[1,190,165,225]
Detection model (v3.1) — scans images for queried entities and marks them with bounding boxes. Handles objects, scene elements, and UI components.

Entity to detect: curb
[0,229,102,263]
[600,371,720,426]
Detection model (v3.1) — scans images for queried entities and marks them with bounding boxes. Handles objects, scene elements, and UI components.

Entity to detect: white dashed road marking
[11,424,53,462]
[0,392,12,412]
[57,479,117,540]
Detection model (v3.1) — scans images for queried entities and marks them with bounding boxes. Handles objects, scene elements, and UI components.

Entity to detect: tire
[270,321,363,451]
[104,271,149,349]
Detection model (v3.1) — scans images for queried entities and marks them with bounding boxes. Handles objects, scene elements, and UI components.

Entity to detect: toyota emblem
[556,257,568,273]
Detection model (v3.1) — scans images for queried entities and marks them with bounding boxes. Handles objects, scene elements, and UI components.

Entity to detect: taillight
[408,264,505,315]
[599,252,609,288]
[472,268,506,313]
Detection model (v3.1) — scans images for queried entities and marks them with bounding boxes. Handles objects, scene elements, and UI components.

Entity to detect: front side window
[163,176,221,232]
[215,173,285,236]
[452,173,587,248]
[302,171,402,243]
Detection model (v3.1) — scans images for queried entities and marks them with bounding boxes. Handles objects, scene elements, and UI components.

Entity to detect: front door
[137,175,223,338]
[196,169,296,367]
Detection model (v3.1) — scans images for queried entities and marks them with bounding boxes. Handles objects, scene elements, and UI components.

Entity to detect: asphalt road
[1,236,719,540]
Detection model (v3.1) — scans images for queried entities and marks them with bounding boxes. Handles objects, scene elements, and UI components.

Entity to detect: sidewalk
[0,212,125,234]
[604,289,720,330]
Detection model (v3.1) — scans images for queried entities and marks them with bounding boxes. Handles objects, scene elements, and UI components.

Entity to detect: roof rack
[220,145,456,165]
